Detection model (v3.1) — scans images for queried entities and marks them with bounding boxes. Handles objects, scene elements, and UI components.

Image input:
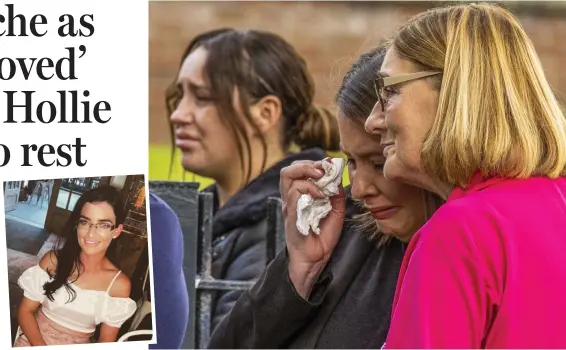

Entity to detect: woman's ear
[250,95,282,134]
[112,224,123,239]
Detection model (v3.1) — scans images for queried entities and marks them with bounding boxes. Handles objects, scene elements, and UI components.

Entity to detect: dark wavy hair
[42,185,124,302]
[335,46,385,122]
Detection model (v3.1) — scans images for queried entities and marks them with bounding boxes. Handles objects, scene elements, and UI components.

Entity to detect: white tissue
[296,158,345,236]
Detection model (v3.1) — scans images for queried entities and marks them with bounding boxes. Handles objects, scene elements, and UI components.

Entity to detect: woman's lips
[175,137,200,149]
[84,239,100,247]
[369,206,400,220]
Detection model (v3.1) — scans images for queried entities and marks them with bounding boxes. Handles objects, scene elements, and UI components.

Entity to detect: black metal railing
[149,181,285,349]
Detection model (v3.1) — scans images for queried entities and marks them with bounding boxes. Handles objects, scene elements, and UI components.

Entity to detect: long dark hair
[335,46,445,245]
[335,46,385,122]
[43,185,124,302]
[166,28,340,183]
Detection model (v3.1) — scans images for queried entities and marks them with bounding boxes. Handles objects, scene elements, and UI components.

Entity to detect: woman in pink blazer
[363,3,566,348]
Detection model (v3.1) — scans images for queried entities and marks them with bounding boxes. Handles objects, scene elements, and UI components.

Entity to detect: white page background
[0,0,153,349]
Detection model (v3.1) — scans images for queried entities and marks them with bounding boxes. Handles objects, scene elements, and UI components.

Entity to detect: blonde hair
[351,190,444,246]
[392,3,566,187]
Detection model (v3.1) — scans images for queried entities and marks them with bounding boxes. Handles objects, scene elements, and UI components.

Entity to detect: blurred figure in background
[39,180,50,209]
[27,181,42,206]
[168,28,340,331]
[148,193,189,349]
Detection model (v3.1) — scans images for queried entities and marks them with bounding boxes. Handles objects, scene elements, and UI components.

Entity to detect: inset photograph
[4,175,153,346]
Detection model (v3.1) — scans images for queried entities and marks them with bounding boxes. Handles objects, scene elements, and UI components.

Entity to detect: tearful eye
[195,94,211,101]
[372,162,385,171]
[191,85,215,103]
[370,158,385,172]
[382,87,399,99]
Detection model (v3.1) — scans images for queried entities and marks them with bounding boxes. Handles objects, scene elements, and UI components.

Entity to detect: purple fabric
[149,193,189,349]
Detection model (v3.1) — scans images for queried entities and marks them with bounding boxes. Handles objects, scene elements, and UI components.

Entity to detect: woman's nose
[170,108,188,124]
[351,172,379,200]
[86,227,96,237]
[365,102,386,135]
[169,99,194,124]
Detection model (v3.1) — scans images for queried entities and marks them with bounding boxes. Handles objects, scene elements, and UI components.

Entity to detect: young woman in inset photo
[14,185,137,346]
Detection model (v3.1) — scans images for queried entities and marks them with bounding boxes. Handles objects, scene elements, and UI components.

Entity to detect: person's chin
[377,223,395,235]
[380,224,411,242]
[181,154,206,174]
[80,247,105,255]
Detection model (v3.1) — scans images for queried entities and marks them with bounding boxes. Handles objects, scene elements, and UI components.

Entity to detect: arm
[210,222,268,331]
[208,247,332,349]
[98,325,121,343]
[99,274,132,343]
[209,161,344,347]
[212,182,345,329]
[385,207,491,348]
[17,251,57,346]
[17,298,46,346]
[148,193,189,349]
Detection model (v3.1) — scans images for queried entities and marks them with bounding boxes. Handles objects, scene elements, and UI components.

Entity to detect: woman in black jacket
[207,46,444,349]
[167,28,339,331]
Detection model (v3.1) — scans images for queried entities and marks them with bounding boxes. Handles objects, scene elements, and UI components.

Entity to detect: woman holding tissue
[167,28,339,332]
[208,46,443,348]
[15,186,137,346]
[363,3,566,348]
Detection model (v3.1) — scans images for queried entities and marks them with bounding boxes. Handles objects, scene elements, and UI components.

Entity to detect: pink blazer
[385,172,566,348]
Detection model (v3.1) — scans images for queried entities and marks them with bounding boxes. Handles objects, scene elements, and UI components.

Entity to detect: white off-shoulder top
[18,265,137,333]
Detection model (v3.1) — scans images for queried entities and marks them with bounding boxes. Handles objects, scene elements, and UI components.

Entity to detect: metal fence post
[195,192,213,349]
[266,196,285,264]
[149,183,286,349]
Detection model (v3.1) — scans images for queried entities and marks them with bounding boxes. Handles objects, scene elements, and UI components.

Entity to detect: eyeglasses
[76,219,115,234]
[374,71,442,111]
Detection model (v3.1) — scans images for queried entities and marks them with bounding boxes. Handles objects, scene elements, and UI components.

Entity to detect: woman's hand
[280,160,346,299]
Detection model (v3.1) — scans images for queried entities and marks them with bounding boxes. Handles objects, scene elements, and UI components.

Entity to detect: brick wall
[149,1,566,145]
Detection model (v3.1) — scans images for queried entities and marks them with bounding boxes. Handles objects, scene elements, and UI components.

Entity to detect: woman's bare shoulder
[39,250,57,272]
[102,259,132,297]
[109,272,132,298]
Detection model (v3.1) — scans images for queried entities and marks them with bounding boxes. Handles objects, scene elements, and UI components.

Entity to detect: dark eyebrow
[188,82,211,94]
[79,215,114,224]
[175,77,212,94]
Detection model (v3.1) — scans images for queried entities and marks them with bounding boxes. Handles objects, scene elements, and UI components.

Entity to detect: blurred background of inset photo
[4,175,152,345]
